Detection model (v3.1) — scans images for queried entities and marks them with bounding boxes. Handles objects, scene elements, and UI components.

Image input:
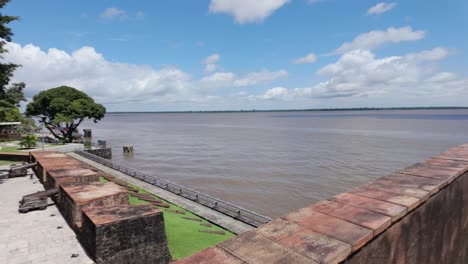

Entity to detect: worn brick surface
[175,247,244,264]
[350,187,421,211]
[278,228,351,264]
[311,200,391,235]
[331,193,407,221]
[379,173,447,194]
[283,209,372,250]
[257,218,307,241]
[258,218,352,263]
[423,157,468,171]
[362,180,430,200]
[398,163,462,183]
[436,154,468,162]
[219,231,314,263]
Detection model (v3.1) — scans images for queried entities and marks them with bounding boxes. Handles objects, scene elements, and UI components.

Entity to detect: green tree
[25,86,106,143]
[0,0,25,121]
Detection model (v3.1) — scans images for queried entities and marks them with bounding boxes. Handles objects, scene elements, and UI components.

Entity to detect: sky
[2,0,468,111]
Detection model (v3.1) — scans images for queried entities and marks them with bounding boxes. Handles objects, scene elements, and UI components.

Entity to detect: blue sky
[3,0,468,111]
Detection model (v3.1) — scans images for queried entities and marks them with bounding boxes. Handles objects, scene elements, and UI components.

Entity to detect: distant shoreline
[107,106,468,114]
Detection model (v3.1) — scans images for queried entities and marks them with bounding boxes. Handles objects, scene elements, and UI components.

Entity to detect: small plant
[19,134,38,149]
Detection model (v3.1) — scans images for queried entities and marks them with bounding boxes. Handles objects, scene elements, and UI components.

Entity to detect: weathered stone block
[46,168,98,190]
[59,182,128,229]
[81,205,171,264]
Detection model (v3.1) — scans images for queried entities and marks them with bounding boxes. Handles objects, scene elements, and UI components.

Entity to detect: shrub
[19,134,38,149]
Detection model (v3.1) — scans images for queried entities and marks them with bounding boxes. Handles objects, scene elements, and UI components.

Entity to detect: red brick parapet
[175,144,468,264]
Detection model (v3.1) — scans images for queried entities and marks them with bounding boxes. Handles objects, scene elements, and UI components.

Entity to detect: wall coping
[175,144,468,264]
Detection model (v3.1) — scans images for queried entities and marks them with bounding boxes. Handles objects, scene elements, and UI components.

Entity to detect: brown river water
[82,110,468,218]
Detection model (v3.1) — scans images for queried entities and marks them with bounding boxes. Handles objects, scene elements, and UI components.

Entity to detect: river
[82,110,468,218]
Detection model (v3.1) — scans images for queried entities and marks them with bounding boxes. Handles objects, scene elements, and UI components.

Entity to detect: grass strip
[98,176,235,259]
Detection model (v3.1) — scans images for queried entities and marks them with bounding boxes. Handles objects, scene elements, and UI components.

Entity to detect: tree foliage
[0,98,21,121]
[0,0,25,122]
[25,86,106,143]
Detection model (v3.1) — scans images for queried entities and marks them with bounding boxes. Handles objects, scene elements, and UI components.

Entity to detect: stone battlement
[30,151,171,263]
[175,144,468,264]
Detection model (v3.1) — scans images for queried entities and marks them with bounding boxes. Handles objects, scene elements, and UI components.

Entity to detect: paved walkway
[68,153,254,234]
[0,166,93,264]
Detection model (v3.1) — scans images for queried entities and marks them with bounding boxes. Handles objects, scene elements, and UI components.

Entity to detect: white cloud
[200,69,288,89]
[258,47,467,101]
[403,47,449,62]
[261,87,289,100]
[293,53,317,64]
[3,41,288,107]
[202,53,221,73]
[367,2,397,15]
[100,7,128,20]
[334,26,426,54]
[209,0,290,24]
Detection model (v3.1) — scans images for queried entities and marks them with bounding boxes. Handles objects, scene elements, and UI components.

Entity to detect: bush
[19,134,38,149]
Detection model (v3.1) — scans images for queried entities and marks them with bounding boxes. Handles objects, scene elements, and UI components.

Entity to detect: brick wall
[175,144,468,264]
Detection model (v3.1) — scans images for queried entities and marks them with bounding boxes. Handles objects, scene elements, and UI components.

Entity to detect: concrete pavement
[0,166,93,264]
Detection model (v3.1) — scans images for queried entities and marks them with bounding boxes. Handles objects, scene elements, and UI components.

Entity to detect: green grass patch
[0,146,20,152]
[0,160,16,166]
[98,176,235,260]
[98,176,109,183]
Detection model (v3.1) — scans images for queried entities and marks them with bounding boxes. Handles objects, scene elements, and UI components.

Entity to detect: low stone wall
[31,151,171,263]
[175,144,468,264]
[28,143,85,153]
[86,147,112,159]
[0,151,29,162]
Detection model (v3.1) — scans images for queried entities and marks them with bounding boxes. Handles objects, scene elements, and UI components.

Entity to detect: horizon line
[105,106,468,114]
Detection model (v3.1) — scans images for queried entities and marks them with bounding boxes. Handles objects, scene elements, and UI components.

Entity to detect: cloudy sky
[3,0,468,111]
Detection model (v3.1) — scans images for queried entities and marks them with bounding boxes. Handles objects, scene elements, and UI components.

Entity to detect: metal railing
[75,150,272,227]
